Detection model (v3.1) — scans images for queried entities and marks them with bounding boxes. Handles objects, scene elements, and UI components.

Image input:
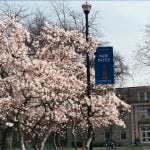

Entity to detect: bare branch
[0,2,31,22]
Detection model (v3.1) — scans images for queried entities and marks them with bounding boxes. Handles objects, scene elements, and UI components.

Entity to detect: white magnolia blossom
[6,122,14,127]
[0,17,130,139]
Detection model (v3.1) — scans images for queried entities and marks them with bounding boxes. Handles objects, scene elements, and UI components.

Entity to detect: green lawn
[92,147,143,150]
[118,146,143,150]
[14,146,143,150]
[63,147,143,150]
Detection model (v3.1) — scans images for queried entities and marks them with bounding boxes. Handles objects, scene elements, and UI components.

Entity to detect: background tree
[0,1,31,22]
[135,24,150,71]
[50,1,100,37]
[133,23,150,86]
[49,1,130,86]
[114,52,130,86]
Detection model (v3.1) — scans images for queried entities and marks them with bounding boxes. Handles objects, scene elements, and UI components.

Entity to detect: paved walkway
[143,146,150,150]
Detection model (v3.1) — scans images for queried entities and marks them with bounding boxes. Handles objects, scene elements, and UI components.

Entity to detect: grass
[118,146,143,150]
[62,147,143,150]
[14,146,143,150]
[88,146,143,150]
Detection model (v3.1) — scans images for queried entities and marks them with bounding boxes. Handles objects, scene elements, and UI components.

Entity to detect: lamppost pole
[83,2,91,99]
[85,7,89,42]
[82,2,93,150]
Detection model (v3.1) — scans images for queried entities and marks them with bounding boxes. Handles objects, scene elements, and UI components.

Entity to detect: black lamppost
[82,2,93,150]
[82,0,91,105]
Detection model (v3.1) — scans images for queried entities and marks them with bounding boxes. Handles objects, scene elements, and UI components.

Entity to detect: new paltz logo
[94,47,114,85]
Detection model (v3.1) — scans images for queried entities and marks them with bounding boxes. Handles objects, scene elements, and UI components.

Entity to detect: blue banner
[95,47,114,84]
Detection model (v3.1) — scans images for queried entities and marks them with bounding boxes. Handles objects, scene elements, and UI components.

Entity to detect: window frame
[120,131,127,140]
[104,130,111,140]
[138,91,149,101]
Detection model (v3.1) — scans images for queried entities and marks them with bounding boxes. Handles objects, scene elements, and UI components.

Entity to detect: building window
[147,92,150,100]
[138,92,146,101]
[141,114,146,118]
[139,107,150,119]
[140,125,150,143]
[138,91,150,101]
[147,109,150,116]
[121,131,126,140]
[104,131,111,140]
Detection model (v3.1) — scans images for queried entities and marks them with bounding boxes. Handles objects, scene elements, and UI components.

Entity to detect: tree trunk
[40,129,52,150]
[18,128,26,150]
[85,135,94,150]
[34,128,52,150]
[53,132,58,150]
[81,135,86,150]
[77,128,86,150]
[72,129,78,150]
[20,137,26,150]
[1,127,13,150]
[85,122,94,150]
[33,134,39,150]
[35,144,39,150]
[71,119,78,150]
[17,123,26,150]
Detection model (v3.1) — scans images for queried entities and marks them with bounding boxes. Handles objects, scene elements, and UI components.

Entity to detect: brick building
[116,86,150,145]
[66,86,150,146]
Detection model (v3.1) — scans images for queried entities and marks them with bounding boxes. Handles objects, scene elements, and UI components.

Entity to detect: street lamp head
[82,1,91,14]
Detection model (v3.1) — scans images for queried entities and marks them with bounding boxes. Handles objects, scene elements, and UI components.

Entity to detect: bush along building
[66,86,150,147]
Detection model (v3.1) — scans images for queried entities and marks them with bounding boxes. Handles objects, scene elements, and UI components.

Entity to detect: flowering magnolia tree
[0,17,130,150]
[0,16,29,149]
[32,22,130,150]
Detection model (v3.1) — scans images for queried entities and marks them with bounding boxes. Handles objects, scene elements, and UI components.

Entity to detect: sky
[5,0,150,87]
